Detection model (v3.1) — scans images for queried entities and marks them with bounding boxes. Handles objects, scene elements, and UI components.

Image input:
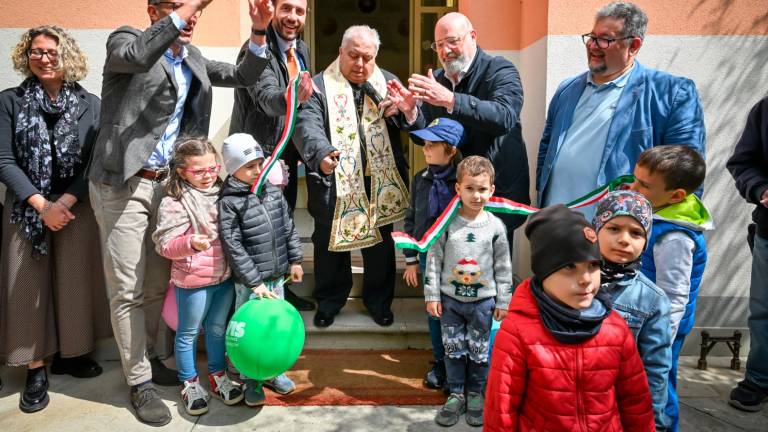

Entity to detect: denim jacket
[610,271,673,430]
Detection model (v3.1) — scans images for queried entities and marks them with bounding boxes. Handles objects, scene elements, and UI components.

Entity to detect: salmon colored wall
[459,0,548,50]
[548,0,768,36]
[0,0,245,47]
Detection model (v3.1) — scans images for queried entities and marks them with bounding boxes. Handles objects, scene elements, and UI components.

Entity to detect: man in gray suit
[88,0,272,425]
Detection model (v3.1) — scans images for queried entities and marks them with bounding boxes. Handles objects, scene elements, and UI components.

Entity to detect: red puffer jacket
[484,279,655,431]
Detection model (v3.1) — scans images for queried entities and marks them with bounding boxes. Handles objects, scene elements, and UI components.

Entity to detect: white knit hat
[221,133,264,175]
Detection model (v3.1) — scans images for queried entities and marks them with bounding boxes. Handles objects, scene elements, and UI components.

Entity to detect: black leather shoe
[313,311,335,328]
[20,367,49,413]
[130,382,171,426]
[372,310,394,327]
[150,357,179,386]
[284,287,316,311]
[51,353,103,378]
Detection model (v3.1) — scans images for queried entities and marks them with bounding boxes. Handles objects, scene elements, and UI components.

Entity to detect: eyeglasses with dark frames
[153,2,203,18]
[581,33,635,49]
[27,49,60,62]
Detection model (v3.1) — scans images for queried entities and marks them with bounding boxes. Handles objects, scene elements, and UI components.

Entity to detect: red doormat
[269,349,447,406]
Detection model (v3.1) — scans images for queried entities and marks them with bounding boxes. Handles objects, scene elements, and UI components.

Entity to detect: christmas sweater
[424,211,513,309]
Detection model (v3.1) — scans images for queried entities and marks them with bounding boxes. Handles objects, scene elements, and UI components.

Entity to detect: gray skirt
[0,195,112,366]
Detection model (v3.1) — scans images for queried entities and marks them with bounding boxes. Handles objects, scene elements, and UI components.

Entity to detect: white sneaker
[209,371,244,406]
[180,377,209,416]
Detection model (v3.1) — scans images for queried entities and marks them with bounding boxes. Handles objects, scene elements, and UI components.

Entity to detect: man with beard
[536,1,705,219]
[293,26,410,329]
[386,12,529,246]
[229,0,315,311]
[87,0,272,425]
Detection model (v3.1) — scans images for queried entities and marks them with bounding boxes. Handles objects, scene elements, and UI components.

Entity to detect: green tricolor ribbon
[391,174,635,252]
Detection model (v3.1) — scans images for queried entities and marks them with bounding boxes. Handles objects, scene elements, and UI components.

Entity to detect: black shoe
[150,357,179,386]
[51,353,103,378]
[313,311,335,328]
[372,310,394,327]
[284,287,315,311]
[424,360,446,390]
[729,379,768,412]
[20,367,49,413]
[130,382,171,426]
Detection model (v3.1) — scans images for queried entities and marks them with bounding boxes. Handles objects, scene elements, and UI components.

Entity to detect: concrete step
[301,298,431,350]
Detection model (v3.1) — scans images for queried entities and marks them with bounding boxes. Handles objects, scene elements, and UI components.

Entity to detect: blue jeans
[175,279,235,381]
[746,232,768,389]
[440,294,495,394]
[420,254,444,361]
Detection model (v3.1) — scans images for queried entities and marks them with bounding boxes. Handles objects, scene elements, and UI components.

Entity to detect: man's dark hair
[637,145,706,193]
[596,1,648,40]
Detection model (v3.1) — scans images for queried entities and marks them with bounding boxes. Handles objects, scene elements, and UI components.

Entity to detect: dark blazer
[229,24,311,153]
[0,82,100,204]
[410,48,530,210]
[292,70,409,225]
[88,15,270,186]
[218,176,302,287]
[727,95,768,238]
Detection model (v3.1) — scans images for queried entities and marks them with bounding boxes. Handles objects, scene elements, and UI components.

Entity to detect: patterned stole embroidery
[323,58,409,252]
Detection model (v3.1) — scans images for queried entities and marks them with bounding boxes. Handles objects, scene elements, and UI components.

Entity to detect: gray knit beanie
[221,133,264,175]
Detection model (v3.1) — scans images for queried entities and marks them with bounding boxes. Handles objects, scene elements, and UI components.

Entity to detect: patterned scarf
[600,259,641,295]
[530,276,613,344]
[12,77,80,256]
[153,181,222,254]
[427,164,455,219]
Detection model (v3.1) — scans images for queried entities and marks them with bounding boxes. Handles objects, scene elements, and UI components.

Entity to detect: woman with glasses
[0,26,110,413]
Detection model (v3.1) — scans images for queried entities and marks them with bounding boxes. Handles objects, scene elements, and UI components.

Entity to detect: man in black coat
[293,25,410,329]
[727,95,768,413]
[388,12,530,245]
[229,0,315,311]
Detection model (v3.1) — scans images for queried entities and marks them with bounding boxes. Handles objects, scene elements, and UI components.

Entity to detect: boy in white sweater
[424,156,512,427]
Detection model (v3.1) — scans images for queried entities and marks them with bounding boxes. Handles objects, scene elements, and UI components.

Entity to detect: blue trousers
[440,295,495,394]
[746,233,768,389]
[420,255,445,361]
[175,279,234,381]
[664,331,686,432]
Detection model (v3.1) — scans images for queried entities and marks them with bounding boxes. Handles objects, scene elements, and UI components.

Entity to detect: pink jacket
[157,200,230,289]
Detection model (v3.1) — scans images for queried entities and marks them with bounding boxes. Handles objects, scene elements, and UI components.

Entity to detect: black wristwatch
[252,27,267,36]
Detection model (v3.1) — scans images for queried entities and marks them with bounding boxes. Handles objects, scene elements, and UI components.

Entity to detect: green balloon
[225,298,305,380]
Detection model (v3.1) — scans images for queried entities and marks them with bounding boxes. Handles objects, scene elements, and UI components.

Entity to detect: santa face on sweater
[449,257,487,297]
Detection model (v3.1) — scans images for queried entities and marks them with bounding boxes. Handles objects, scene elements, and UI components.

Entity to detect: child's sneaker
[729,379,768,412]
[465,391,484,427]
[424,360,446,391]
[435,393,466,426]
[263,373,295,395]
[243,379,266,407]
[180,377,209,416]
[209,371,244,406]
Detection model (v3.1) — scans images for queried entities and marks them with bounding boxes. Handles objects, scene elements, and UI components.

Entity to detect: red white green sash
[250,73,302,195]
[392,175,635,252]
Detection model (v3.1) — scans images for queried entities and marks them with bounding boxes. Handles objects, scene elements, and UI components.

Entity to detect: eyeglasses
[581,33,635,49]
[154,2,203,18]
[430,32,468,51]
[27,49,59,62]
[183,164,221,178]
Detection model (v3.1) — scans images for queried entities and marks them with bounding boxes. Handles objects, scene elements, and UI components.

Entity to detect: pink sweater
[157,200,230,289]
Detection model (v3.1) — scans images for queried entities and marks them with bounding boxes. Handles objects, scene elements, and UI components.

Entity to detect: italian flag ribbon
[250,72,304,195]
[392,174,635,252]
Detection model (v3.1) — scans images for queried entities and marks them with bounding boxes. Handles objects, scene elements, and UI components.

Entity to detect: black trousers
[311,221,395,317]
[281,145,300,211]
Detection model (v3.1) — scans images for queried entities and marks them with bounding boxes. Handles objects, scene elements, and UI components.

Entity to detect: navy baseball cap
[410,118,465,148]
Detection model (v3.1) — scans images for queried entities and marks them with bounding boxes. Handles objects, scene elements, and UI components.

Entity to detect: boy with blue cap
[403,118,463,393]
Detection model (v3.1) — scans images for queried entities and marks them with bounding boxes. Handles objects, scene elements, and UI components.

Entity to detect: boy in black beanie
[484,205,654,431]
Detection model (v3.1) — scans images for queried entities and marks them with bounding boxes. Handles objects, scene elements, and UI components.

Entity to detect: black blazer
[0,82,100,205]
[229,23,311,154]
[410,48,530,228]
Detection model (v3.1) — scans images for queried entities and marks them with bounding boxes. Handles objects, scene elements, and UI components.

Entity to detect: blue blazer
[536,62,706,199]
